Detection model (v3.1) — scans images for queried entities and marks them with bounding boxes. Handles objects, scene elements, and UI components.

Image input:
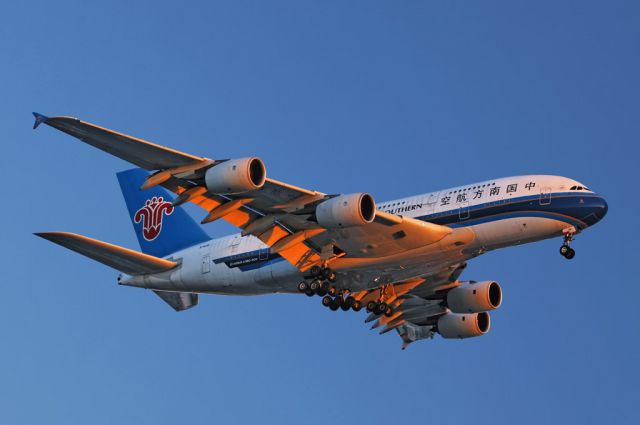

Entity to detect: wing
[34,113,453,271]
[358,263,467,349]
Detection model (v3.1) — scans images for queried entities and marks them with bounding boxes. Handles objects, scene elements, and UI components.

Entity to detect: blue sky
[1,1,638,424]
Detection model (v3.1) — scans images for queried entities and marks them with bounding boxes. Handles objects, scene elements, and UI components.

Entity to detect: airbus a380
[32,113,608,348]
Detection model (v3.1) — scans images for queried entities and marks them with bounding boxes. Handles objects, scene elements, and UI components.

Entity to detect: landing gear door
[540,187,551,205]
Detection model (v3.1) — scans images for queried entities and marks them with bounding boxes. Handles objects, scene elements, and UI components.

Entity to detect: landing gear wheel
[374,302,387,316]
[366,301,377,312]
[564,247,576,259]
[322,296,333,307]
[297,281,308,293]
[384,306,394,317]
[330,297,342,311]
[320,268,330,280]
[305,289,315,297]
[328,286,338,297]
[309,280,322,293]
[327,271,337,283]
[560,245,570,256]
[352,300,363,312]
[341,296,354,311]
[329,300,340,311]
[310,265,322,277]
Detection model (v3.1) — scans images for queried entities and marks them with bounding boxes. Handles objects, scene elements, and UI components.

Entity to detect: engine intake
[316,193,376,228]
[446,281,502,313]
[437,312,490,339]
[205,157,266,194]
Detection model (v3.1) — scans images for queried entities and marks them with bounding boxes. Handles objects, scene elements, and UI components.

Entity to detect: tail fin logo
[134,197,174,241]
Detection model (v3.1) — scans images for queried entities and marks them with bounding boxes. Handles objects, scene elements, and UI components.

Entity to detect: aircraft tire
[366,301,377,312]
[309,280,322,292]
[310,265,322,277]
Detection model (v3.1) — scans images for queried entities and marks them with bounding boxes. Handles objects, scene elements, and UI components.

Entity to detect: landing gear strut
[560,227,576,260]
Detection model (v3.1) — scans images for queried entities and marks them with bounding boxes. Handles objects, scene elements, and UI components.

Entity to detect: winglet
[32,112,48,129]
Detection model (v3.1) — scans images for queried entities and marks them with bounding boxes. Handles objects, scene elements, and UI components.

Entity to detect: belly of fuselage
[173,213,570,296]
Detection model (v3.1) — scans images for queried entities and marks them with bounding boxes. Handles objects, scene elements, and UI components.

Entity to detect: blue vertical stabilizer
[117,168,211,257]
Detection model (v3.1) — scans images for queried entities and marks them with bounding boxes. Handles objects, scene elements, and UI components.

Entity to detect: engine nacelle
[204,157,266,194]
[437,312,490,339]
[446,281,502,313]
[316,193,376,228]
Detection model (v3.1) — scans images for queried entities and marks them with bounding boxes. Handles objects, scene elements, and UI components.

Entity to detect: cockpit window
[570,185,590,191]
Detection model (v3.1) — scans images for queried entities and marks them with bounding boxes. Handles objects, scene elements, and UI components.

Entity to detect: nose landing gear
[560,227,577,260]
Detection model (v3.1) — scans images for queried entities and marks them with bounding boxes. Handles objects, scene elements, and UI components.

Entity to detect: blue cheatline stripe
[446,211,585,229]
[238,257,286,271]
[418,193,601,229]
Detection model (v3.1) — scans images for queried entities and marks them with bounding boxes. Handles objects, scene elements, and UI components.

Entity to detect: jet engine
[204,157,266,194]
[446,281,502,313]
[437,312,490,339]
[316,193,376,228]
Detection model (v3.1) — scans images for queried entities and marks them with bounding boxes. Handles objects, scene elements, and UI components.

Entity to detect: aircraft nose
[596,196,608,221]
[586,195,608,226]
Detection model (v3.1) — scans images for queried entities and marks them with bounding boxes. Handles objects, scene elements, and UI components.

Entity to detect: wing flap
[35,232,177,275]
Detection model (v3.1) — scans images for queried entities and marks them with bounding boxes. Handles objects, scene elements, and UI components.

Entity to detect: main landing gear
[321,294,363,312]
[365,285,395,317]
[560,227,577,260]
[297,265,338,298]
[298,266,394,316]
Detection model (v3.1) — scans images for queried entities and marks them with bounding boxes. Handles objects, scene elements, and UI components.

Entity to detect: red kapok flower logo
[134,196,174,241]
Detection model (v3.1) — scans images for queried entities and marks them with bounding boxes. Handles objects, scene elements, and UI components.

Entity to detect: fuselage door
[459,201,470,220]
[540,187,551,205]
[425,192,439,214]
[200,244,211,274]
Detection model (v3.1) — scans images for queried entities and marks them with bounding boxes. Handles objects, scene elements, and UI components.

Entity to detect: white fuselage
[121,175,607,295]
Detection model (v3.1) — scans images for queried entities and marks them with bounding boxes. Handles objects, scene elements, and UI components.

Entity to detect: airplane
[32,112,608,348]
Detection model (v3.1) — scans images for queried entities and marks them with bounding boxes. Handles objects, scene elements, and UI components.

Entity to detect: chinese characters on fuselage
[440,181,536,206]
[381,181,538,214]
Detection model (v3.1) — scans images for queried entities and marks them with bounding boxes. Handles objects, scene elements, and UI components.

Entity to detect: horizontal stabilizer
[35,232,177,275]
[153,290,198,311]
